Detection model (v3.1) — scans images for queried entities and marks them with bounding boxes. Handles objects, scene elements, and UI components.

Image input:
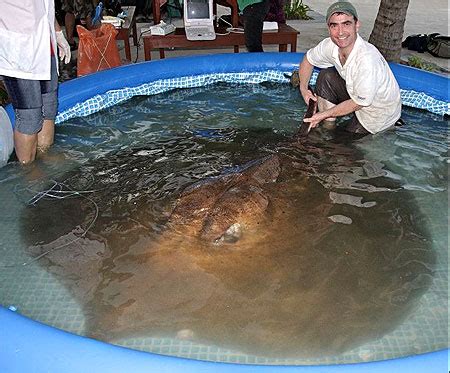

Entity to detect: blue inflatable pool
[1,52,449,373]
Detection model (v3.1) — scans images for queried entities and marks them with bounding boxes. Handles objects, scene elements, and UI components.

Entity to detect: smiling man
[298,1,402,136]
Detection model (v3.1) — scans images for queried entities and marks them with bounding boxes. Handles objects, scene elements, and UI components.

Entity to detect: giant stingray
[21,91,435,359]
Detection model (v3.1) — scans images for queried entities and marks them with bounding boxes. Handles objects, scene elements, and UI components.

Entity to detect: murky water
[0,83,447,362]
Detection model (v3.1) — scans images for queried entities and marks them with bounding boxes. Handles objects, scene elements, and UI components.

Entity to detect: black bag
[402,34,428,53]
[402,33,450,59]
[427,33,450,59]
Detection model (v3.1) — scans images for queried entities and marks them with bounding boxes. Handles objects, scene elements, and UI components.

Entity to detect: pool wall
[54,53,450,112]
[1,52,449,372]
[3,52,450,128]
[1,307,448,373]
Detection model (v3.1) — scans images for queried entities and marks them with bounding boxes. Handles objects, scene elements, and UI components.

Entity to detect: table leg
[278,44,287,52]
[124,37,131,61]
[291,37,297,52]
[144,39,152,60]
[132,23,138,46]
[159,49,166,59]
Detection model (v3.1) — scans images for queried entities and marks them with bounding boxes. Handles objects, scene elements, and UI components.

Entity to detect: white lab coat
[0,0,57,80]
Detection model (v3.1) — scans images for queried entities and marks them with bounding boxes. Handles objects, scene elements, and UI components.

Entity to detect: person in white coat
[0,0,71,164]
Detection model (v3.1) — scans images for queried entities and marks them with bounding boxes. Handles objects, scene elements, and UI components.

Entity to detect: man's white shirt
[307,35,402,134]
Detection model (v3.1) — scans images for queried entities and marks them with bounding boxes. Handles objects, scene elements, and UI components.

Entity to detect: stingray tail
[296,85,317,138]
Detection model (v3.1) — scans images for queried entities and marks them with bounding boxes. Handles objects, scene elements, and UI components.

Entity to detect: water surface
[0,83,447,364]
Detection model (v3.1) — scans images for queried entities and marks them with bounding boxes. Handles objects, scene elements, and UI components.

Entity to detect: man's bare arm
[298,56,316,104]
[304,99,363,128]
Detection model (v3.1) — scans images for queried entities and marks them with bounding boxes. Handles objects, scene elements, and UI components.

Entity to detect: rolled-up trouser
[243,0,270,52]
[2,56,58,135]
[315,67,369,135]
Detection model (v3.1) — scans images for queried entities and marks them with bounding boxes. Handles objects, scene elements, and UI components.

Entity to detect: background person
[237,0,271,52]
[0,0,71,164]
[298,1,402,135]
[62,0,97,48]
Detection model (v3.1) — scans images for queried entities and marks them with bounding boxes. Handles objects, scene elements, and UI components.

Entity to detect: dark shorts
[315,67,370,135]
[62,0,94,19]
[2,57,58,135]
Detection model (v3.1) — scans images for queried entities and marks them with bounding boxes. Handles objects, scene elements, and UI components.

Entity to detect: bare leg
[37,119,55,153]
[317,96,337,130]
[14,130,38,164]
[65,12,76,44]
[85,15,94,30]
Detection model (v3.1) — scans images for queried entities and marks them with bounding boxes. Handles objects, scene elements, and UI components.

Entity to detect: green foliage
[407,56,436,72]
[284,0,313,20]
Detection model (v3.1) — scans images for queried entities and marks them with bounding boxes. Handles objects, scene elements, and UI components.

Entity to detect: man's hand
[303,111,327,128]
[299,85,317,106]
[303,99,363,129]
[56,31,71,64]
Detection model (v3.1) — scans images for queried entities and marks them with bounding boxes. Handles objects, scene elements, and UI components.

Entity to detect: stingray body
[169,155,281,243]
[167,87,314,244]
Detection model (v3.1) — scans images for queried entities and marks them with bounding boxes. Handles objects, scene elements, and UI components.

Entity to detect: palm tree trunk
[369,0,410,62]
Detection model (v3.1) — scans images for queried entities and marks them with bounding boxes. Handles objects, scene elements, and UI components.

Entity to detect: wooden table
[143,24,299,61]
[115,5,137,61]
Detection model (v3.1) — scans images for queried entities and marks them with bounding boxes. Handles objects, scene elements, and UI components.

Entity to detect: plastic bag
[77,24,121,77]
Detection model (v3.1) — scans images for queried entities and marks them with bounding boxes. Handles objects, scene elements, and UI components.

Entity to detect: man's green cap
[326,1,358,23]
